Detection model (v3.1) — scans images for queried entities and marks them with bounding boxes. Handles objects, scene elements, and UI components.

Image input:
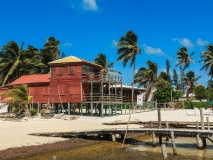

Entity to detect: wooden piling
[196,134,203,149]
[206,117,210,130]
[112,134,116,142]
[161,144,168,160]
[68,103,70,115]
[165,121,169,142]
[152,132,156,147]
[158,108,161,129]
[170,131,177,155]
[158,108,162,144]
[200,108,204,130]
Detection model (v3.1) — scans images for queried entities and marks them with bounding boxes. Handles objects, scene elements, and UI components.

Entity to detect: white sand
[0,109,212,151]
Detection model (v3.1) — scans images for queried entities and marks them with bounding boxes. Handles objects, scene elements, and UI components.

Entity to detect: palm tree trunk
[2,59,20,86]
[131,63,136,113]
[206,77,212,109]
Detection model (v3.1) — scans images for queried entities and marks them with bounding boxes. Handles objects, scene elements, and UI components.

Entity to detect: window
[82,65,90,75]
[57,67,63,75]
[68,66,75,74]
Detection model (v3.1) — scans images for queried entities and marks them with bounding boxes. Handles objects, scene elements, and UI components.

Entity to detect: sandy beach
[0,109,212,151]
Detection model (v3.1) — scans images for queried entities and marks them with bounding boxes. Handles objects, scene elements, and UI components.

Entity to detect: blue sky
[0,0,213,86]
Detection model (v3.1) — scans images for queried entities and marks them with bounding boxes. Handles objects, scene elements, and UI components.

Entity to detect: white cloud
[196,38,209,47]
[62,42,72,47]
[82,0,98,11]
[65,0,98,11]
[142,44,166,56]
[172,38,194,48]
[111,40,117,47]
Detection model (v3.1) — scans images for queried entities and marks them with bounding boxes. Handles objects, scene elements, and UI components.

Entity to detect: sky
[0,0,213,87]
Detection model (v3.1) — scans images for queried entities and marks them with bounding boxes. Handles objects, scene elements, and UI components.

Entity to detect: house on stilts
[0,56,148,116]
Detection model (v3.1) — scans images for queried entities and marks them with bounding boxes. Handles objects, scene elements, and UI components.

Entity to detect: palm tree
[183,71,201,100]
[200,44,213,106]
[0,41,24,86]
[176,47,194,70]
[94,53,121,75]
[176,47,194,92]
[117,31,141,108]
[40,37,60,73]
[159,71,170,82]
[1,84,32,116]
[166,59,171,83]
[134,61,166,101]
[20,45,46,75]
[172,68,180,90]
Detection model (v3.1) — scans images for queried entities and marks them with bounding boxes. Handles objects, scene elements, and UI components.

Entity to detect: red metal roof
[10,74,50,85]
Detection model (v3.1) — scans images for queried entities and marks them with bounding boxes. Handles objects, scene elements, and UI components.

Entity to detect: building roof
[10,74,50,85]
[48,56,101,67]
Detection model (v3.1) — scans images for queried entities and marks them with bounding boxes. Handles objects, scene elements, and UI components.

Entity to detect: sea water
[127,137,213,158]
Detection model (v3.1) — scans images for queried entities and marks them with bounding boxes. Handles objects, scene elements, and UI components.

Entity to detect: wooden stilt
[165,120,169,142]
[68,103,70,115]
[196,134,203,149]
[206,117,210,130]
[200,108,204,130]
[170,131,177,155]
[159,136,163,145]
[152,132,156,147]
[161,144,168,160]
[203,137,207,148]
[112,134,116,142]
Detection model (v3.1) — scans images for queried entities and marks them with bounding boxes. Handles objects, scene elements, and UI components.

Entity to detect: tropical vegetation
[0,84,32,116]
[0,32,213,108]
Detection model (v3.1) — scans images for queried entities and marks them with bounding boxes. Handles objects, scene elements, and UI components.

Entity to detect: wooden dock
[29,128,213,138]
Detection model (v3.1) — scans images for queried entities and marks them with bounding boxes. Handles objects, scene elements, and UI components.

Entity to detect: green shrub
[184,101,207,109]
[30,108,38,116]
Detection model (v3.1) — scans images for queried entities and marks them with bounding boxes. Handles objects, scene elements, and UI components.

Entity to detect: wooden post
[196,121,199,130]
[165,121,169,142]
[161,144,168,160]
[158,108,162,145]
[159,136,163,145]
[112,134,116,142]
[165,120,169,129]
[125,104,126,114]
[152,132,156,147]
[90,81,93,116]
[196,134,203,149]
[101,103,103,117]
[121,113,131,149]
[170,131,177,155]
[158,108,161,129]
[68,103,70,115]
[200,108,206,147]
[37,103,40,116]
[206,117,210,130]
[200,108,204,130]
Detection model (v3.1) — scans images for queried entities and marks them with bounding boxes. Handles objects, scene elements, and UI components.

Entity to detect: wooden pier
[29,128,213,138]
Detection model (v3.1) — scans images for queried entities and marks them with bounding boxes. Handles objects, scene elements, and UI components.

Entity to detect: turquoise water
[128,137,213,159]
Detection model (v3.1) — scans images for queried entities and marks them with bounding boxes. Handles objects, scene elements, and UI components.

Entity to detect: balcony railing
[82,93,122,103]
[82,74,122,83]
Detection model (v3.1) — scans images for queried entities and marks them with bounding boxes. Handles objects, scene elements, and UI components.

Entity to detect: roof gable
[10,74,50,85]
[48,56,101,67]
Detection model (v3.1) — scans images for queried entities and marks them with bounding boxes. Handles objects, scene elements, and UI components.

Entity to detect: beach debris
[21,117,29,122]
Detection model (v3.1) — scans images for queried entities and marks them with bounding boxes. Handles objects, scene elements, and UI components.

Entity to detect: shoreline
[1,109,213,159]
